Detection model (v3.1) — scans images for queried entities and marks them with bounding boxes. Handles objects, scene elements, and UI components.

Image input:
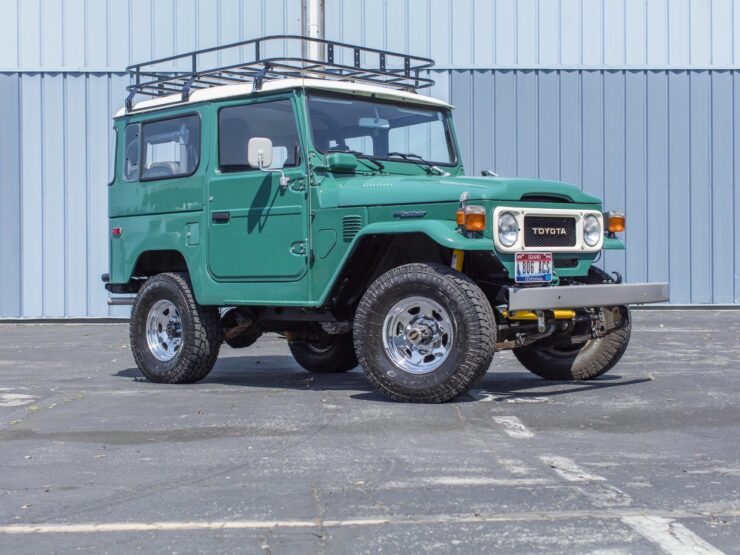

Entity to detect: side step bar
[107,296,135,306]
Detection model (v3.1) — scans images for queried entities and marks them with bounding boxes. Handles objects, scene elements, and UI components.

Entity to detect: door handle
[212,211,230,223]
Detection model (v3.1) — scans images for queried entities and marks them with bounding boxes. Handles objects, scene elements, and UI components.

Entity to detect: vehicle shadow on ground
[115,356,652,403]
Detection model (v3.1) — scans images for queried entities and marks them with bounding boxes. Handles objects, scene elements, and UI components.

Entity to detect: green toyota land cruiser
[105,36,669,403]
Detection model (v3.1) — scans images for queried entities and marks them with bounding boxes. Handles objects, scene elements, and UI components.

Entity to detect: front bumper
[506,282,669,311]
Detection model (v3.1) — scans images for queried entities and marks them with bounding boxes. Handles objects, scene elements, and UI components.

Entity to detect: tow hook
[536,311,546,333]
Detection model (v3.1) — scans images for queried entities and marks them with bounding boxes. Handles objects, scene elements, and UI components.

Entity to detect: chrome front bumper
[506,282,670,311]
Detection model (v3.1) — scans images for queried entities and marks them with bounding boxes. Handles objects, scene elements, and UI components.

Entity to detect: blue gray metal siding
[439,69,739,305]
[2,0,738,71]
[0,0,738,316]
[325,0,740,69]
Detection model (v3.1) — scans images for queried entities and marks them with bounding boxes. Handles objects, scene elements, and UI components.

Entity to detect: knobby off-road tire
[130,272,223,384]
[289,334,358,373]
[514,308,631,381]
[354,263,496,403]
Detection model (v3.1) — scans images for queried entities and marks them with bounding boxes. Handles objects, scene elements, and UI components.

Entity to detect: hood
[334,175,601,207]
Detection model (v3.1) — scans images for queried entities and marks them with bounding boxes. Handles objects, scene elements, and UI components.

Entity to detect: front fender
[313,219,492,306]
[356,219,493,251]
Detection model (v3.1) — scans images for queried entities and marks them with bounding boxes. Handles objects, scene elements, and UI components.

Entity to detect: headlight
[583,214,601,247]
[498,212,519,247]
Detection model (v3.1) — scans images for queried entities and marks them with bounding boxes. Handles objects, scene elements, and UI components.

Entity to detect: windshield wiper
[325,149,385,172]
[388,152,450,176]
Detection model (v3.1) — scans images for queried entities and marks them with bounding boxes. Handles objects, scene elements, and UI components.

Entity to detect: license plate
[515,252,553,283]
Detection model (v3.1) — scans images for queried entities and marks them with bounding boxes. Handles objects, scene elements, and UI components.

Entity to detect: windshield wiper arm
[325,149,385,171]
[388,152,449,176]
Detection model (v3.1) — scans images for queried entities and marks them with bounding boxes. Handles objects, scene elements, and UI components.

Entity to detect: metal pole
[301,0,325,61]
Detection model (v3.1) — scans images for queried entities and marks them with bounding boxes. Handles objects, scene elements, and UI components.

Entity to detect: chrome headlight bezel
[497,211,519,248]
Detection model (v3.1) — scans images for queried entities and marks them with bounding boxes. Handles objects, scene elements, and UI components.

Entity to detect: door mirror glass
[248,137,273,169]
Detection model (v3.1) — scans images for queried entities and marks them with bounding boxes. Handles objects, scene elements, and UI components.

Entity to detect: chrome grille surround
[492,206,604,253]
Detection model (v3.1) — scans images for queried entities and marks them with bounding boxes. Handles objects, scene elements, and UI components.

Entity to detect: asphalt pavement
[0,310,738,554]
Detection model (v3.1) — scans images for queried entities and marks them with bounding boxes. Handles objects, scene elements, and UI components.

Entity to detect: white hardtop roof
[115,78,452,118]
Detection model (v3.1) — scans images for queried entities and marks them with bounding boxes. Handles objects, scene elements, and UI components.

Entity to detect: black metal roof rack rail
[124,35,435,112]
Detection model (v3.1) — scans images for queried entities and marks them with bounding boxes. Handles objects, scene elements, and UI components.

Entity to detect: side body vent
[342,215,362,242]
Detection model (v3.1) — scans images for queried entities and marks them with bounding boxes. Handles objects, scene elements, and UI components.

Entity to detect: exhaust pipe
[301,0,325,61]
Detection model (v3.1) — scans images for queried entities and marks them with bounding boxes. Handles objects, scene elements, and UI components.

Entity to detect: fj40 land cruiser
[105,36,669,403]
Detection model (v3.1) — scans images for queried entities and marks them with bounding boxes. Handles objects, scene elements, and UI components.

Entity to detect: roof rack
[124,35,435,112]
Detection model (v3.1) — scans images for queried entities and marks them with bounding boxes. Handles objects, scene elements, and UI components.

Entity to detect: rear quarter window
[140,114,201,181]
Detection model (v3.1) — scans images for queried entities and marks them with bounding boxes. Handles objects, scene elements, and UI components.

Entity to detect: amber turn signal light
[456,205,487,232]
[605,210,625,233]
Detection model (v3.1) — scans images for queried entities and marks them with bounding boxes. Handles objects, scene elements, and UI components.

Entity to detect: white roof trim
[114,78,452,117]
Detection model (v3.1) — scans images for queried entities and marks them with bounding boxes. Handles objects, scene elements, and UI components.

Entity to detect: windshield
[307,93,457,166]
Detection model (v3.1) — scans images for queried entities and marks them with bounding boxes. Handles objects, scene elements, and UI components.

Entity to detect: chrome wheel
[382,296,455,374]
[145,299,182,362]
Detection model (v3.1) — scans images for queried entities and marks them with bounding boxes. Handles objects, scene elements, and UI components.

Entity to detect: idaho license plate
[515,252,553,283]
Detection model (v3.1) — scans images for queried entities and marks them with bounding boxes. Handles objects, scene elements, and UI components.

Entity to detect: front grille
[523,215,577,247]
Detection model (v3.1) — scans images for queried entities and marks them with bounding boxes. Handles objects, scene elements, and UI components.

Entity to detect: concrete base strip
[622,515,725,555]
[1,509,738,535]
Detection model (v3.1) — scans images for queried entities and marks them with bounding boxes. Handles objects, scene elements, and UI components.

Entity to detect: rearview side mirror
[247,136,289,190]
[247,137,273,169]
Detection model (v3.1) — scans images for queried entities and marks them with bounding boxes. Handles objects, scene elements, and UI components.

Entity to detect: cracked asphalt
[0,310,738,554]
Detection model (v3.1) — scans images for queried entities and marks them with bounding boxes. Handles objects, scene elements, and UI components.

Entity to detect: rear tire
[130,273,223,384]
[353,263,495,403]
[289,334,358,373]
[514,308,631,381]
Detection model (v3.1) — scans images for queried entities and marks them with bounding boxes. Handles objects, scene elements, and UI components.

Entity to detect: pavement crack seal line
[539,456,608,483]
[493,412,727,554]
[0,508,738,535]
[622,515,726,555]
[491,416,534,439]
[539,453,724,553]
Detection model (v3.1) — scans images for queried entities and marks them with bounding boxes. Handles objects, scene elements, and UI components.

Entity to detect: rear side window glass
[108,127,118,185]
[141,115,200,180]
[123,123,140,182]
[219,100,301,172]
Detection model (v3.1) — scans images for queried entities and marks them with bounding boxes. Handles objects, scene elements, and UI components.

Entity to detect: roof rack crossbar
[124,35,435,112]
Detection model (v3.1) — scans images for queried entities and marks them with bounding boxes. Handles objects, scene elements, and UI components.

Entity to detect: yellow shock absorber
[502,309,576,321]
[451,249,465,271]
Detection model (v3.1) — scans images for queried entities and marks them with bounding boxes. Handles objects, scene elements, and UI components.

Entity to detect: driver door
[207,97,308,282]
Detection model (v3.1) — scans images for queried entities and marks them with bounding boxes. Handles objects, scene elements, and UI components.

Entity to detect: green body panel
[332,175,600,207]
[603,236,626,250]
[109,87,619,308]
[109,211,205,294]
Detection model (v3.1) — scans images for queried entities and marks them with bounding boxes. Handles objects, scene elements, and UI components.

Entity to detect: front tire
[354,263,496,403]
[514,308,631,381]
[130,273,223,384]
[289,333,358,373]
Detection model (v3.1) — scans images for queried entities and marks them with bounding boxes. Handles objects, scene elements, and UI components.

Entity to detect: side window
[219,99,301,172]
[123,123,140,182]
[141,115,200,180]
[108,126,118,185]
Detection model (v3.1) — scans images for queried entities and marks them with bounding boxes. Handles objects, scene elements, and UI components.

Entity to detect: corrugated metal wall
[0,0,738,316]
[326,0,740,69]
